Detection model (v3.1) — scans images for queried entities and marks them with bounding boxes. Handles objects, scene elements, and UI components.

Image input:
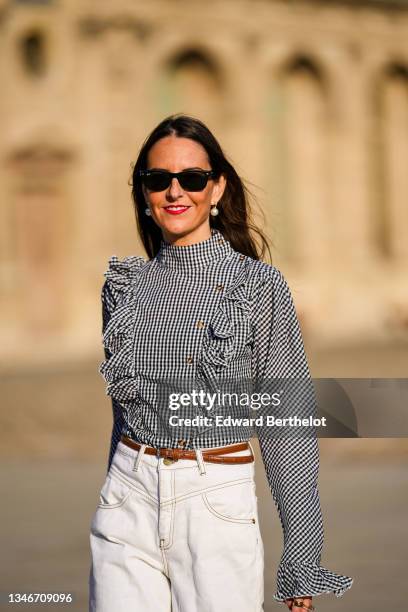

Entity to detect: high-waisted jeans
[88,440,264,612]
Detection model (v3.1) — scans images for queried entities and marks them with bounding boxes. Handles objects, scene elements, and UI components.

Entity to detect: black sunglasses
[138,169,216,192]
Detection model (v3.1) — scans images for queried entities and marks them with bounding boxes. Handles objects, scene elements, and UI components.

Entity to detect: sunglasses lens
[178,172,208,191]
[143,172,171,191]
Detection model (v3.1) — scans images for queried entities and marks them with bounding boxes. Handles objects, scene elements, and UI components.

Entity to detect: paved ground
[1,445,406,611]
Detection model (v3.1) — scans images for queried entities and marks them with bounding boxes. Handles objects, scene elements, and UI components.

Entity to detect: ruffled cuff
[274,560,354,603]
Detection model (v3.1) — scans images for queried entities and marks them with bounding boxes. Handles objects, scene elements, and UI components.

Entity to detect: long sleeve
[251,266,353,603]
[101,279,125,472]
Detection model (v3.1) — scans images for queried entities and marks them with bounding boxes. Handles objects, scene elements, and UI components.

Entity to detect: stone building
[0,0,407,456]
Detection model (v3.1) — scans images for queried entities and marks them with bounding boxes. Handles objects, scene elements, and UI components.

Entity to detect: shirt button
[215,284,224,291]
[239,255,245,261]
[217,239,224,245]
[186,355,193,364]
[196,320,205,329]
[178,439,187,448]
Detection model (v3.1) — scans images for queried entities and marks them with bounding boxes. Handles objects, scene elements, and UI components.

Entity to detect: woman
[89,114,353,612]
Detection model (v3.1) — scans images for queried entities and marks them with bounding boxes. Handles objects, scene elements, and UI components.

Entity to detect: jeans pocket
[202,479,257,524]
[97,472,133,509]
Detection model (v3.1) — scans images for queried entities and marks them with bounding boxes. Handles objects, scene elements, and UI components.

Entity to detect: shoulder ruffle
[196,255,260,390]
[103,254,147,293]
[274,560,354,602]
[194,258,295,392]
[99,254,147,405]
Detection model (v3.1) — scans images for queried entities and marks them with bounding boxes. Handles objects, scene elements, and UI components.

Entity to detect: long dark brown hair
[130,113,272,262]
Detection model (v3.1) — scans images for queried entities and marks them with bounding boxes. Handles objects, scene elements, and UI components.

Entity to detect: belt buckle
[162,448,178,465]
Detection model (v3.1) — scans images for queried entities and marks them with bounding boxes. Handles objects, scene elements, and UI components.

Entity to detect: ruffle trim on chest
[195,256,269,391]
[98,254,148,406]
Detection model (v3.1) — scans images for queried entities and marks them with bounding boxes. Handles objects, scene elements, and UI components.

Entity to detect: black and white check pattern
[99,227,353,603]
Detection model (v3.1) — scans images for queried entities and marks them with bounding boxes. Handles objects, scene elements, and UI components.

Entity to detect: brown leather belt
[120,435,254,464]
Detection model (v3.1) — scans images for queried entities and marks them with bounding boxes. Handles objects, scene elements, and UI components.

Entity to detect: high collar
[156,228,233,271]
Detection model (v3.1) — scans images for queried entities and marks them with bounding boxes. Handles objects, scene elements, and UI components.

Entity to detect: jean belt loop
[133,444,147,472]
[195,448,206,475]
[247,439,255,460]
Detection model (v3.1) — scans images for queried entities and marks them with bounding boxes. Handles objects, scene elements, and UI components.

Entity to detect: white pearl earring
[145,207,151,216]
[210,202,219,217]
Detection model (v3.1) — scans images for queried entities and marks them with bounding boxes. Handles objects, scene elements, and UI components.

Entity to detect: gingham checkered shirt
[99,227,353,602]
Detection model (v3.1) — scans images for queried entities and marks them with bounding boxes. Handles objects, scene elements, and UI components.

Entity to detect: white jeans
[89,440,264,612]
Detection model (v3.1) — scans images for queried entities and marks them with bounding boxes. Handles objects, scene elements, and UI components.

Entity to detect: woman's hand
[284,596,314,611]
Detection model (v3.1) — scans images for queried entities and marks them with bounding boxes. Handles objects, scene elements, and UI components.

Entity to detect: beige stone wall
[1,0,408,368]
